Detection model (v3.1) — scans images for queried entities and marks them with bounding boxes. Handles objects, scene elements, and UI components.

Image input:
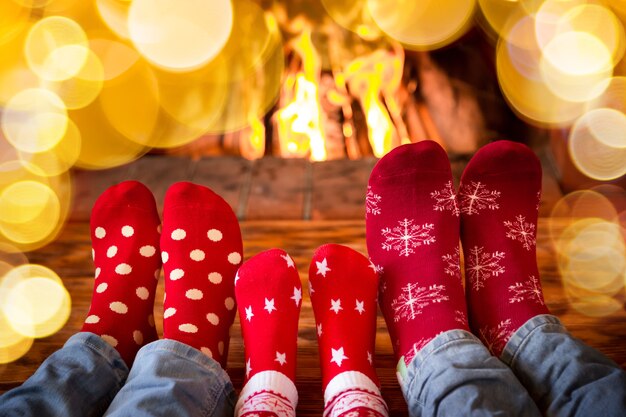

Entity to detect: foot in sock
[82,181,161,365]
[160,182,243,367]
[309,244,389,417]
[234,249,301,417]
[459,140,549,356]
[366,140,469,366]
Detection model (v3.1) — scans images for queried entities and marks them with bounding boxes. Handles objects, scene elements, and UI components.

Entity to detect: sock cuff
[323,370,381,406]
[235,370,297,416]
[324,387,389,417]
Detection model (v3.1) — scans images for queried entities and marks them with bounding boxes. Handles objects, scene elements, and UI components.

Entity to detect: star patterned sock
[309,244,389,417]
[160,182,243,367]
[459,140,549,356]
[82,181,161,366]
[234,249,301,417]
[366,140,469,367]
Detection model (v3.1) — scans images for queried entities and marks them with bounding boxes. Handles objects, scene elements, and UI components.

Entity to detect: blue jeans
[398,314,626,417]
[0,332,236,417]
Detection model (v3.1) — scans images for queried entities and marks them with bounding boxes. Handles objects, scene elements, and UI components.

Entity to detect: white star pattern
[330,298,343,314]
[430,180,460,216]
[308,280,315,296]
[234,272,240,286]
[245,305,254,321]
[459,181,500,215]
[466,246,506,291]
[317,323,323,336]
[367,351,373,365]
[331,347,348,367]
[246,358,252,377]
[290,287,302,307]
[381,218,435,257]
[355,300,365,314]
[503,214,536,251]
[316,258,331,277]
[275,351,287,366]
[281,253,295,268]
[264,298,277,314]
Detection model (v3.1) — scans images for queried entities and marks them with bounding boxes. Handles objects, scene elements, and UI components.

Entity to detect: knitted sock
[309,244,389,417]
[366,140,469,366]
[160,182,242,367]
[82,181,160,365]
[459,140,549,356]
[234,249,301,417]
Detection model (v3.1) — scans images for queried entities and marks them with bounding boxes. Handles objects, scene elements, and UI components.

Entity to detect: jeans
[0,332,236,417]
[398,314,626,417]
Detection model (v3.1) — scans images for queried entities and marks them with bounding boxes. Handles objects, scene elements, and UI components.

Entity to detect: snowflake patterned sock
[160,182,243,367]
[309,244,389,417]
[366,140,469,366]
[459,140,549,356]
[82,181,160,366]
[234,249,301,417]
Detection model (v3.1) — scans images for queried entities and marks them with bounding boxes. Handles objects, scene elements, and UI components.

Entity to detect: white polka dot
[133,330,143,345]
[101,335,118,347]
[228,252,242,265]
[148,314,155,327]
[190,249,205,261]
[170,268,184,280]
[207,229,223,242]
[161,251,169,263]
[95,227,106,239]
[218,341,224,355]
[85,315,100,324]
[91,248,95,260]
[140,245,156,257]
[96,283,108,293]
[107,245,118,258]
[95,267,101,278]
[164,307,177,318]
[206,313,219,325]
[224,297,235,310]
[136,287,149,300]
[201,347,213,358]
[186,289,203,300]
[179,323,198,333]
[208,272,222,284]
[115,263,132,275]
[122,225,134,237]
[171,228,186,240]
[110,301,128,314]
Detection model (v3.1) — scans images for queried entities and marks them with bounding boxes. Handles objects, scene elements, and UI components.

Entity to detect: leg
[0,333,128,417]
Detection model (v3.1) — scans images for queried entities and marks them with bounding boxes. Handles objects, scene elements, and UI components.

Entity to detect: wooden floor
[1,151,625,416]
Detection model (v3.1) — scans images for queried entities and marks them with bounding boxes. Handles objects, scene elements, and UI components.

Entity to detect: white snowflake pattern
[466,246,505,291]
[459,181,500,215]
[430,180,459,216]
[509,276,544,305]
[381,218,435,257]
[366,185,382,217]
[368,259,384,275]
[391,283,449,322]
[479,319,514,355]
[503,215,536,251]
[536,190,541,211]
[403,337,434,365]
[442,247,461,280]
[455,309,468,326]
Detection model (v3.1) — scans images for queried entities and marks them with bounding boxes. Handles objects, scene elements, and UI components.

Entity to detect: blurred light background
[0,0,625,362]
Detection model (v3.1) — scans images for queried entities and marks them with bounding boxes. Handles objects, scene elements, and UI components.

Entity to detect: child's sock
[160,182,243,367]
[459,140,549,356]
[309,244,389,417]
[82,181,161,365]
[234,249,301,417]
[366,141,469,366]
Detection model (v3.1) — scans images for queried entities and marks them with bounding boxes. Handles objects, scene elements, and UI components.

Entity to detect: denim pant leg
[397,329,542,417]
[0,332,128,417]
[103,339,236,417]
[500,314,626,417]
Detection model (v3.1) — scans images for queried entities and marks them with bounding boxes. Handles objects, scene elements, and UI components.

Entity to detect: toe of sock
[310,244,376,286]
[370,140,450,180]
[164,182,232,211]
[462,140,541,180]
[93,181,157,212]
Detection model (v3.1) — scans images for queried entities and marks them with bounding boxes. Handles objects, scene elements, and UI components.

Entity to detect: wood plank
[69,165,131,222]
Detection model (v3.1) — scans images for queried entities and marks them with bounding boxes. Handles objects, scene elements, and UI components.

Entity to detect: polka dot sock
[234,249,301,417]
[366,140,469,367]
[459,140,549,356]
[309,244,389,417]
[160,182,243,367]
[82,180,161,366]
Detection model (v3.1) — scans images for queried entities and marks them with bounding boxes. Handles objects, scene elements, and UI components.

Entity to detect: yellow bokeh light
[95,0,132,40]
[0,0,30,46]
[321,0,381,40]
[0,310,33,364]
[1,88,69,153]
[128,0,233,72]
[0,25,39,106]
[89,38,140,81]
[24,16,89,81]
[367,0,476,50]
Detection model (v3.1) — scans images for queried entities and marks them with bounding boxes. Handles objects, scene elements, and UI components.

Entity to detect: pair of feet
[367,139,549,365]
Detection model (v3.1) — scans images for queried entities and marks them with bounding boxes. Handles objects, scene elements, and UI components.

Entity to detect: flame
[239,112,265,160]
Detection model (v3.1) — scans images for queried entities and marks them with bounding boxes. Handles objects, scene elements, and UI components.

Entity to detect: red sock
[459,140,549,356]
[366,141,469,366]
[82,181,160,365]
[234,249,301,417]
[160,182,242,367]
[309,244,389,417]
